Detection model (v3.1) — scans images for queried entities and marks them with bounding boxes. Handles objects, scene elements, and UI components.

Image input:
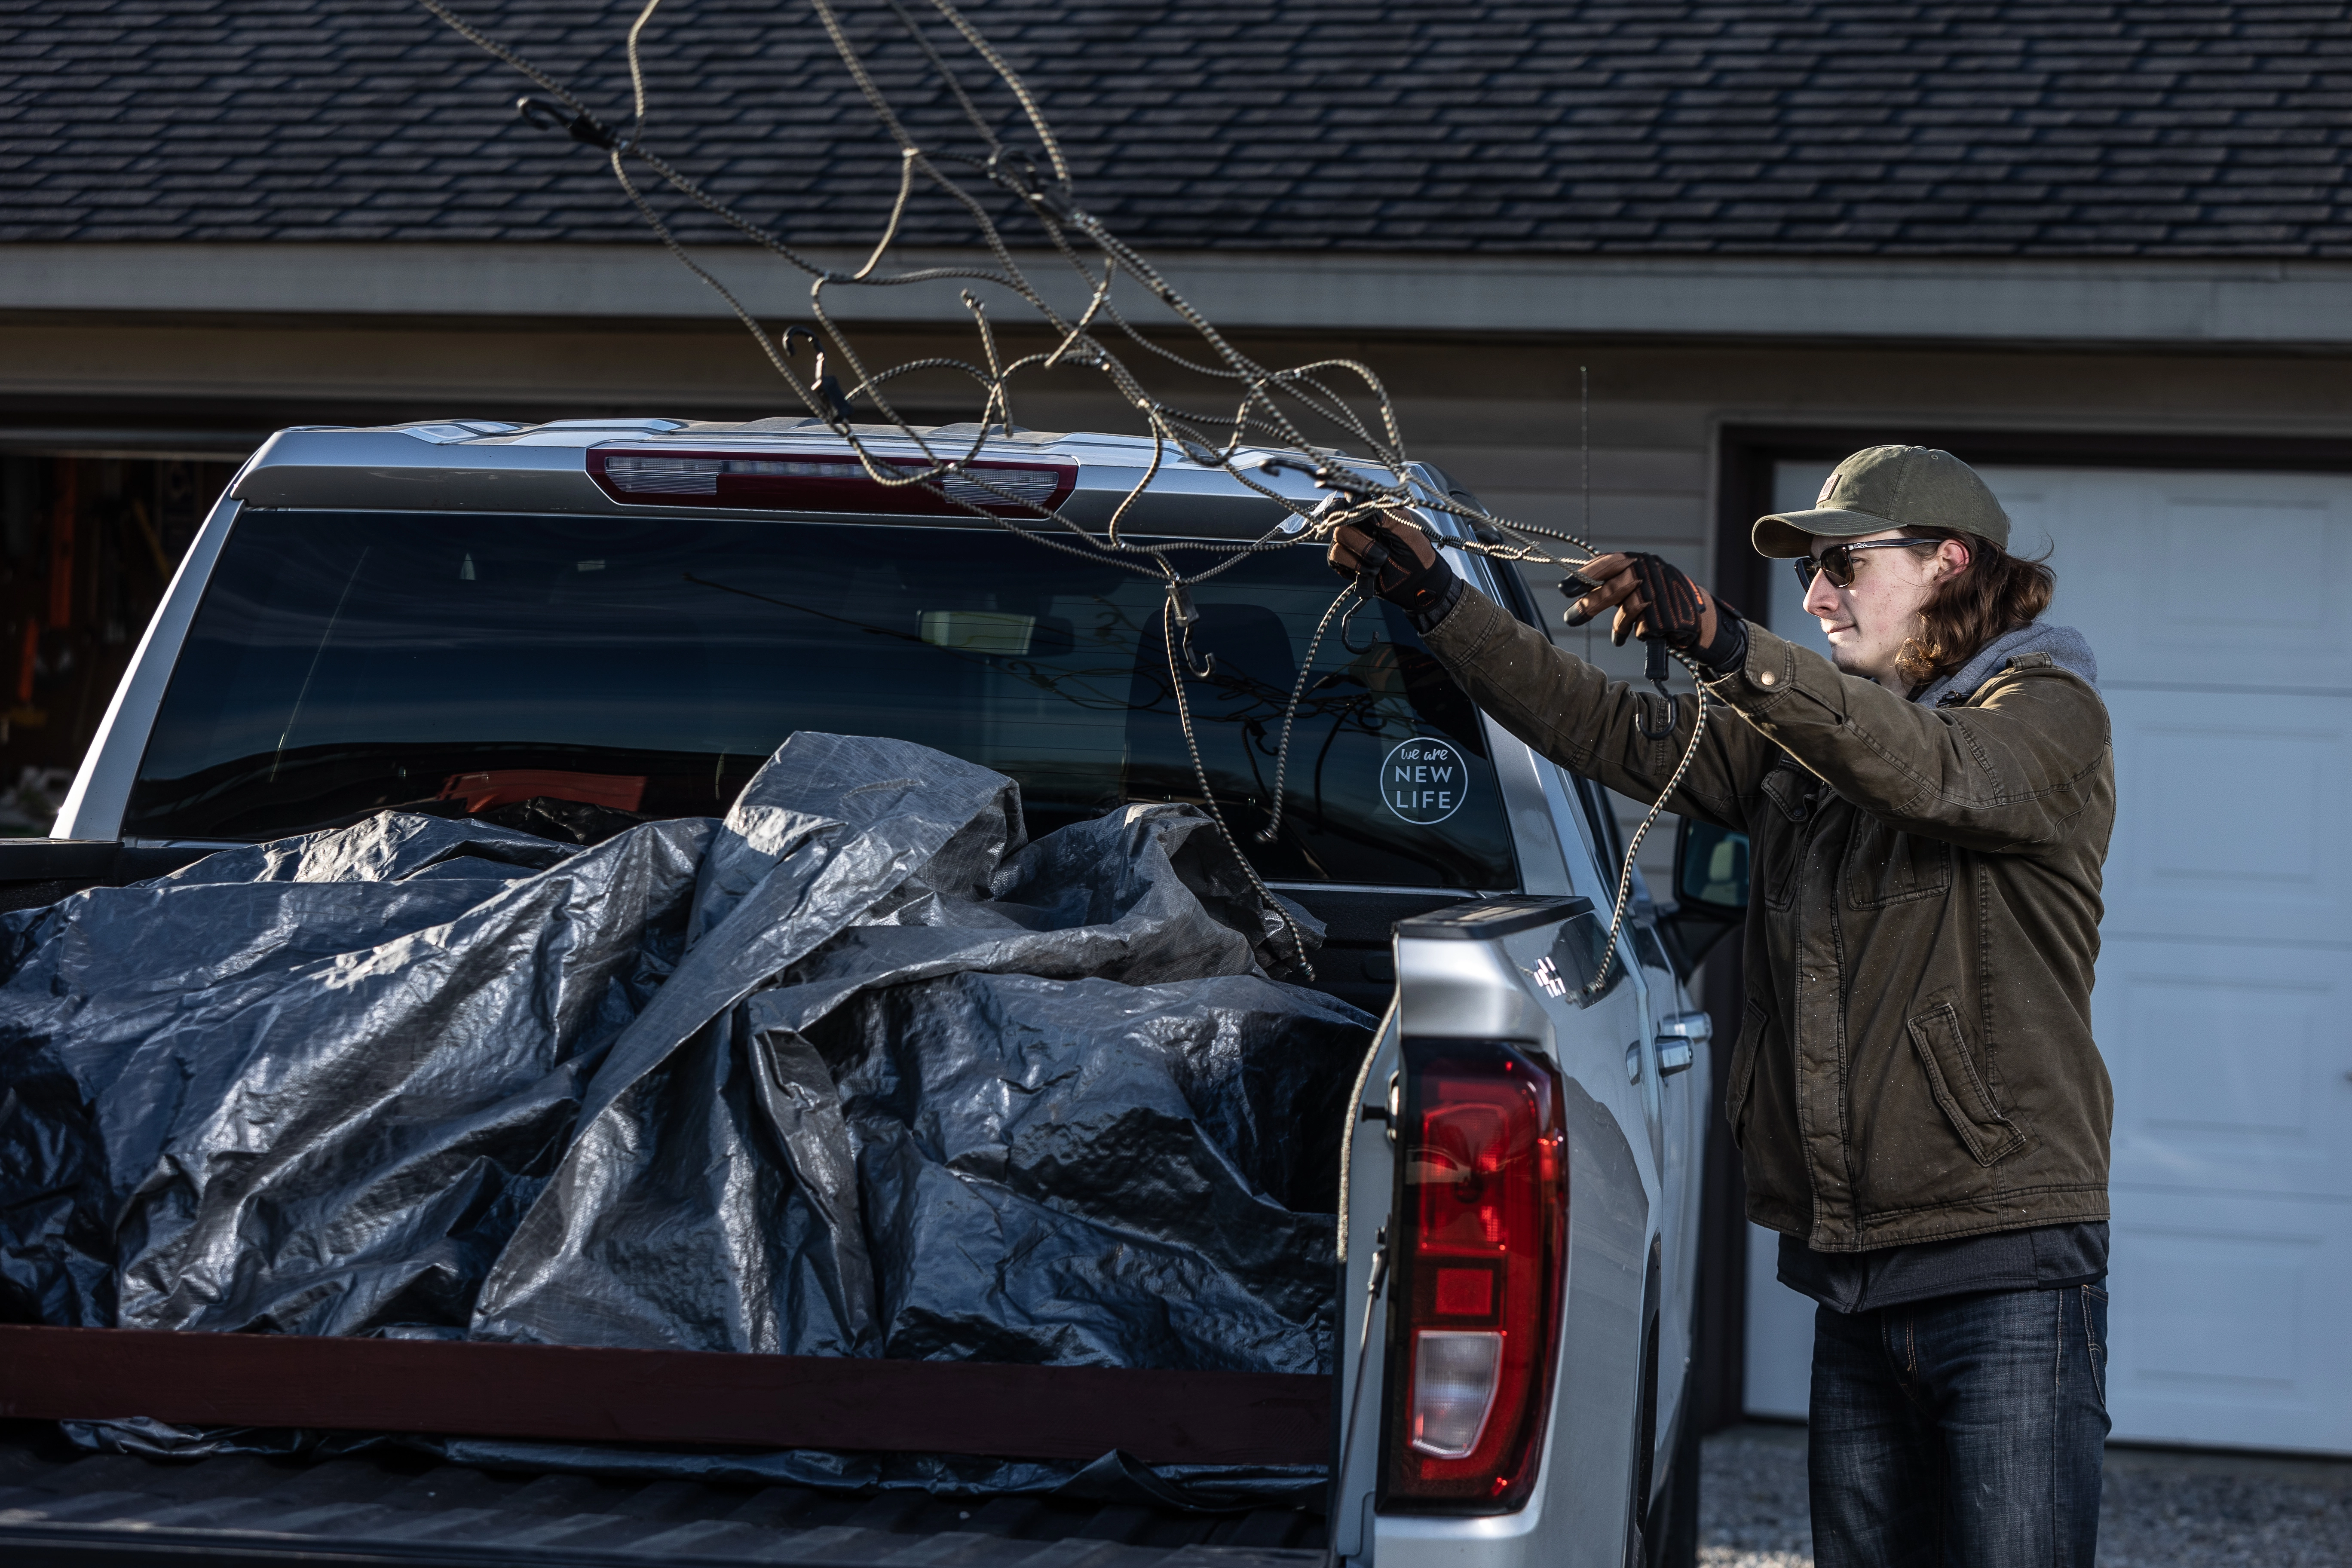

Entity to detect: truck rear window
[126,510,1517,889]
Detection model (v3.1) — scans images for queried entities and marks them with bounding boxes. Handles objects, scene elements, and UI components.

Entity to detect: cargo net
[420,0,1710,991]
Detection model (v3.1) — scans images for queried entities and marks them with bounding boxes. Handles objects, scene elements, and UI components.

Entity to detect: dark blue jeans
[1808,1282,2109,1568]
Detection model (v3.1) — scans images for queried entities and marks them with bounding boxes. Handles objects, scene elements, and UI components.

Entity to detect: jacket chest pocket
[1757,764,1810,911]
[1845,814,1954,908]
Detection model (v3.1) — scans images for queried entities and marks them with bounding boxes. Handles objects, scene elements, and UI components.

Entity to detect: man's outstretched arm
[1328,522,1764,829]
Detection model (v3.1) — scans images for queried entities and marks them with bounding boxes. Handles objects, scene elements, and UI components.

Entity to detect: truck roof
[230,420,1441,543]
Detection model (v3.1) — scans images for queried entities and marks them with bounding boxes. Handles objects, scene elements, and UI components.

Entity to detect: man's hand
[1326,518,1461,629]
[1564,552,1720,652]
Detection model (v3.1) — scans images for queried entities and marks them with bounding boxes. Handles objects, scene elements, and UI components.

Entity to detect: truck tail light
[587,450,1075,515]
[1381,1041,1567,1512]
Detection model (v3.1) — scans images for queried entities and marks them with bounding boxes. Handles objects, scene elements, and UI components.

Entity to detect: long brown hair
[1894,530,2056,689]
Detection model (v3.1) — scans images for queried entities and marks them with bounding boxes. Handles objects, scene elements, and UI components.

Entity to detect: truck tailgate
[0,1425,1325,1568]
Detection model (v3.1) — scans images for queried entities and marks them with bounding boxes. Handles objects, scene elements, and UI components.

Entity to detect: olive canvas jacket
[1423,588,2115,1251]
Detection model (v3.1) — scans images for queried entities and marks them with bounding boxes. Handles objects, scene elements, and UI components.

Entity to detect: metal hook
[1339,591,1380,655]
[1181,625,1216,680]
[1170,583,1216,680]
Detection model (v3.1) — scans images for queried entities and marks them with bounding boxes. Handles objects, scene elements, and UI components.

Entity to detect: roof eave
[6,242,2352,349]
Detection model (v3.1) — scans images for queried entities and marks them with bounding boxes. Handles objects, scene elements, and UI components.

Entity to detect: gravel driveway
[1699,1424,2352,1567]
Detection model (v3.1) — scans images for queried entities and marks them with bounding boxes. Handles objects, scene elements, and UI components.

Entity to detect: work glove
[1562,552,1746,674]
[1326,518,1463,632]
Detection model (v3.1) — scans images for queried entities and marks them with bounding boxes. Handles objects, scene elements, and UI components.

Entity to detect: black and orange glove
[1562,552,1746,673]
[1326,518,1464,632]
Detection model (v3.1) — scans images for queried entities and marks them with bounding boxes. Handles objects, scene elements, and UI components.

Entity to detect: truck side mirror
[1657,817,1748,976]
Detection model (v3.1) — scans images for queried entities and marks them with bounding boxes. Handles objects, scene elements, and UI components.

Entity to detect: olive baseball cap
[1753,445,2011,558]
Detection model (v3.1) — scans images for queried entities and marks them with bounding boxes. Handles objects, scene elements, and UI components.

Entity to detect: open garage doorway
[0,449,242,836]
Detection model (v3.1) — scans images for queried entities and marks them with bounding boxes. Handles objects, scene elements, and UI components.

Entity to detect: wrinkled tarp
[0,733,1369,1503]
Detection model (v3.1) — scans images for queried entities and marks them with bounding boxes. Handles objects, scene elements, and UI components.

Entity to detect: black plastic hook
[1634,637,1681,740]
[780,328,855,426]
[986,148,1077,222]
[1258,455,1384,504]
[516,96,618,151]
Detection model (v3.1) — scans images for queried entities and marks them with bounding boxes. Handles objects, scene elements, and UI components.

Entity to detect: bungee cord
[417,0,1711,992]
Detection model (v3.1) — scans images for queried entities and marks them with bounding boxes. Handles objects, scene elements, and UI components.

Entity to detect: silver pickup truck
[0,419,1725,1568]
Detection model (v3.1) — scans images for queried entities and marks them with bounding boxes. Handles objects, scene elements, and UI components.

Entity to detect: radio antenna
[1580,364,1590,539]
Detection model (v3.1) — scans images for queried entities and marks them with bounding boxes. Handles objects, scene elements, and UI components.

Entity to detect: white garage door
[1740,459,2352,1457]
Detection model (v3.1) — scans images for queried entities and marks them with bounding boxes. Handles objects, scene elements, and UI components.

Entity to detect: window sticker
[1381,737,1467,825]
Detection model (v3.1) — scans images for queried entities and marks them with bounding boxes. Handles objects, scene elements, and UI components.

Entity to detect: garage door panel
[2009,464,2352,1456]
[1999,467,2352,692]
[1742,1222,1814,1421]
[2153,493,2337,654]
[2101,690,2352,941]
[2097,934,2352,1199]
[2107,1190,2352,1454]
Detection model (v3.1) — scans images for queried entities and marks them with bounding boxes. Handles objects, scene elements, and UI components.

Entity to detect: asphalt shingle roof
[5,1,2352,255]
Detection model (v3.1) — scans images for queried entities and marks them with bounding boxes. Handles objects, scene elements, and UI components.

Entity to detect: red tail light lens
[587,450,1075,515]
[1380,1040,1568,1511]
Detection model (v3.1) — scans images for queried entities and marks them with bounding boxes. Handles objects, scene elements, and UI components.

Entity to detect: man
[1332,445,2113,1568]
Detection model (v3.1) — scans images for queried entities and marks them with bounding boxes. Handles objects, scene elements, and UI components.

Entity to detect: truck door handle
[1655,1011,1711,1078]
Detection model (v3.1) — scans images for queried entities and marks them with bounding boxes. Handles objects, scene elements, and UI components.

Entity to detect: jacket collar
[1913,621,2099,708]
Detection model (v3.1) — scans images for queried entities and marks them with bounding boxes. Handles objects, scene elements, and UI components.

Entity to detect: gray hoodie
[1914,619,2099,708]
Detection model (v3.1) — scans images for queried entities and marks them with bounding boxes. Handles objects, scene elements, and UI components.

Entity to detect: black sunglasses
[1790,538,1943,592]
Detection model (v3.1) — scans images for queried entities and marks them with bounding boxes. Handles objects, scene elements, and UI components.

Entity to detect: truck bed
[0,1421,1325,1568]
[0,860,1439,1568]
